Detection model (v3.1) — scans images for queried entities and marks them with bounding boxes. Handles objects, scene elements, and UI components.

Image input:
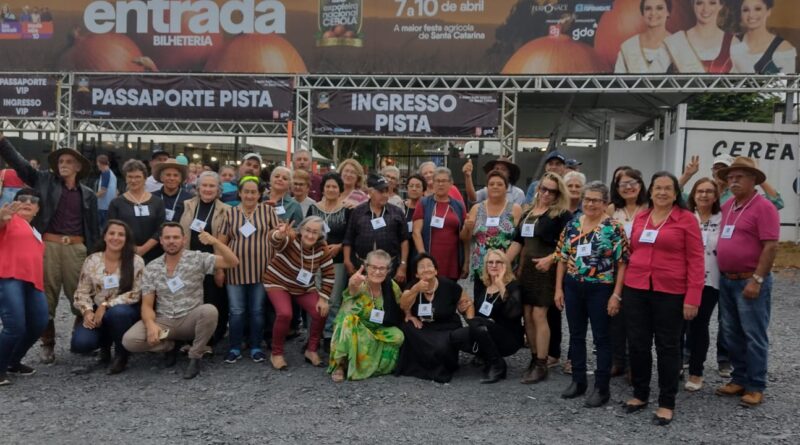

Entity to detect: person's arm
[607,261,625,317]
[72,258,96,316]
[140,292,162,346]
[0,135,40,187]
[395,240,409,283]
[412,218,425,254]
[137,238,159,257]
[198,231,239,269]
[553,261,567,311]
[506,241,522,263]
[460,205,477,241]
[96,171,110,198]
[682,213,705,317]
[0,202,21,230]
[511,204,523,226]
[458,290,475,319]
[758,180,784,210]
[747,240,778,299]
[463,159,477,203]
[400,281,423,313]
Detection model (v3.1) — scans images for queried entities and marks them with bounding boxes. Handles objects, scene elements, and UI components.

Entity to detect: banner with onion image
[0,0,797,74]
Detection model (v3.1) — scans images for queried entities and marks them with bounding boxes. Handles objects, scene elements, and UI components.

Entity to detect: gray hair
[198,171,220,186]
[582,181,610,203]
[365,249,392,267]
[298,215,326,243]
[564,171,586,186]
[381,165,400,177]
[293,148,312,160]
[417,161,436,174]
[271,166,293,182]
[433,167,453,182]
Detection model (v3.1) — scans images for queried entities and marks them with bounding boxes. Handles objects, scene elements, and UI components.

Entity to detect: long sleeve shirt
[264,235,335,301]
[73,253,145,314]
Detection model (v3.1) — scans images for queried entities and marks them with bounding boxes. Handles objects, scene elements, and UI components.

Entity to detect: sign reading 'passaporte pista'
[71,75,294,121]
[311,90,499,137]
[0,75,57,118]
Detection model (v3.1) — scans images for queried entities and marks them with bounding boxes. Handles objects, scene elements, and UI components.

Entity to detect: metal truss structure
[2,73,798,159]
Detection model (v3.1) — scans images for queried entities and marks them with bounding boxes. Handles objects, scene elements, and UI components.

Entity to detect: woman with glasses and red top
[507,172,572,384]
[622,172,703,426]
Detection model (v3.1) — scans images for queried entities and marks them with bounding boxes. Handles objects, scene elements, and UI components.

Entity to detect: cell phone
[159,328,170,340]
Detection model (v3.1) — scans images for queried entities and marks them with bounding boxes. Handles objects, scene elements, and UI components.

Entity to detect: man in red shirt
[714,157,779,407]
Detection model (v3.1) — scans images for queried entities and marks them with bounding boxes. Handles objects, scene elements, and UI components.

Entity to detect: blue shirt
[97,170,117,211]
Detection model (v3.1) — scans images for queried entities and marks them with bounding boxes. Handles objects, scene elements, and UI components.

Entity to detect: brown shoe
[521,358,548,384]
[740,391,764,407]
[715,382,746,396]
[270,354,288,371]
[610,364,626,377]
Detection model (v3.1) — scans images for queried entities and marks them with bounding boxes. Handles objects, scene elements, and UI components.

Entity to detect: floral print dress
[469,201,516,279]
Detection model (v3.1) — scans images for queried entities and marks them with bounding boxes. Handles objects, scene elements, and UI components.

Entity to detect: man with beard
[122,223,239,379]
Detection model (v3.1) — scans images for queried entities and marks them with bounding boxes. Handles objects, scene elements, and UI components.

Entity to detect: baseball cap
[151,146,169,160]
[242,152,263,164]
[566,158,582,168]
[367,174,389,191]
[544,150,566,164]
[712,154,734,167]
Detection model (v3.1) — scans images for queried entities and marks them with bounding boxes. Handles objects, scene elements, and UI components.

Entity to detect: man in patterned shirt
[122,222,239,379]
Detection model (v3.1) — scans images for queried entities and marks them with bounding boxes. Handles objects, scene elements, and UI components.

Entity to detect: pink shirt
[624,206,705,307]
[0,215,45,291]
[717,193,779,273]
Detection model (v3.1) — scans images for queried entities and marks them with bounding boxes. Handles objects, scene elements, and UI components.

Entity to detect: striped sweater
[264,235,335,301]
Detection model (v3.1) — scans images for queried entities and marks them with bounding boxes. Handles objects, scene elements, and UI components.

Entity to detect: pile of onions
[594,0,695,69]
[59,31,157,72]
[502,18,605,74]
[204,34,307,73]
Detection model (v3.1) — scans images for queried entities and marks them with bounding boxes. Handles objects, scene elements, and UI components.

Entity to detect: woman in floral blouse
[72,220,144,375]
[554,181,628,408]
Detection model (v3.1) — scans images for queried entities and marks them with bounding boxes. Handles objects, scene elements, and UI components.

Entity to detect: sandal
[332,366,345,383]
[270,354,288,371]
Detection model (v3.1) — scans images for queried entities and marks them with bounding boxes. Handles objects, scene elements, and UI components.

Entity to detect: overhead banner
[311,91,499,138]
[71,75,294,121]
[0,74,57,118]
[0,1,798,74]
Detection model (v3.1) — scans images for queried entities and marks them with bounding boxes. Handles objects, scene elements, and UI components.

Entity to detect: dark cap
[544,150,566,164]
[151,146,169,160]
[566,158,582,168]
[367,174,389,191]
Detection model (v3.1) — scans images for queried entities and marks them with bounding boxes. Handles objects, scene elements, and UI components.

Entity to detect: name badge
[576,243,592,258]
[134,205,150,217]
[103,275,119,290]
[31,227,42,243]
[297,269,313,286]
[239,221,256,238]
[702,230,709,247]
[418,303,432,317]
[721,225,735,239]
[167,276,185,293]
[639,229,658,244]
[371,217,386,230]
[486,217,500,227]
[275,205,286,215]
[521,223,535,238]
[190,219,207,233]
[624,222,633,239]
[407,221,413,233]
[479,300,494,316]
[431,216,445,229]
[165,209,175,221]
[369,308,385,324]
[324,222,331,234]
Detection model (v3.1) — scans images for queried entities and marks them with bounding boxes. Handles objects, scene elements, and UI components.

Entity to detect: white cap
[242,152,262,164]
[712,154,735,167]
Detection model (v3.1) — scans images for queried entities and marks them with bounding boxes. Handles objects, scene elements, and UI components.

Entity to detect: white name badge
[479,300,494,317]
[239,221,256,238]
[371,217,386,230]
[486,217,500,227]
[324,222,331,234]
[167,276,185,293]
[639,229,659,244]
[431,216,445,229]
[576,243,592,258]
[369,308,385,324]
[164,209,175,221]
[624,223,633,239]
[297,269,313,286]
[721,225,735,239]
[190,219,207,233]
[521,223,535,238]
[702,231,709,247]
[134,205,150,217]
[418,303,432,317]
[407,221,413,232]
[103,275,119,290]
[31,227,42,243]
[275,206,286,215]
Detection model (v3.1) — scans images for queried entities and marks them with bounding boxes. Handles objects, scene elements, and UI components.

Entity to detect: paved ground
[2,272,800,444]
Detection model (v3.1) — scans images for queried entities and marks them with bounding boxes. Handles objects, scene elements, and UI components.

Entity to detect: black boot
[163,343,179,368]
[183,358,200,379]
[471,323,505,384]
[585,388,610,408]
[481,358,507,384]
[97,345,112,365]
[561,381,588,399]
[108,352,128,375]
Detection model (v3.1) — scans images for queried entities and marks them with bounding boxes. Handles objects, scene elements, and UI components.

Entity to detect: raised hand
[274,220,296,240]
[0,202,22,222]
[348,264,367,294]
[684,155,700,177]
[198,231,218,246]
[462,158,473,176]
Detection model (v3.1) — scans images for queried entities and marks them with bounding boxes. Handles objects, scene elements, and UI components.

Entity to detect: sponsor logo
[531,0,569,14]
[575,4,612,13]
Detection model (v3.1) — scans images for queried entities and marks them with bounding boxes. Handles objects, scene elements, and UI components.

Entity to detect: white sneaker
[684,378,704,392]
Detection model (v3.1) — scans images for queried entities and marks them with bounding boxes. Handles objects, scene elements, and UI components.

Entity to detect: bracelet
[611,293,622,302]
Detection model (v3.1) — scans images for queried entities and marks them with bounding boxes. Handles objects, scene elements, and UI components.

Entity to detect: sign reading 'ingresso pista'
[71,75,294,121]
[0,75,57,118]
[311,91,499,138]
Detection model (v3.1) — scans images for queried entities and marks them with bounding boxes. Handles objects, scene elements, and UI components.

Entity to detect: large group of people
[0,133,781,425]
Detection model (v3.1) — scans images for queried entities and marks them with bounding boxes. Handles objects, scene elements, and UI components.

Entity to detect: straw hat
[152,158,189,182]
[716,156,766,185]
[47,148,91,180]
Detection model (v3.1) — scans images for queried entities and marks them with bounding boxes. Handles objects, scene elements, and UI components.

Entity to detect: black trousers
[203,275,228,345]
[610,307,628,368]
[623,285,684,410]
[683,286,720,377]
[547,305,562,359]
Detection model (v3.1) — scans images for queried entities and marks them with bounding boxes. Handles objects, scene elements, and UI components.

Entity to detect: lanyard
[433,201,450,220]
[371,205,386,220]
[622,205,641,222]
[484,290,500,306]
[194,201,215,225]
[723,194,758,229]
[644,208,674,232]
[165,191,180,213]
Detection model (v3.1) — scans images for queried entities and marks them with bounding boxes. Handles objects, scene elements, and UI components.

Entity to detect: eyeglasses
[433,178,451,184]
[15,195,40,204]
[582,197,604,205]
[367,264,389,273]
[301,228,322,236]
[486,260,504,266]
[539,186,559,195]
[618,180,639,189]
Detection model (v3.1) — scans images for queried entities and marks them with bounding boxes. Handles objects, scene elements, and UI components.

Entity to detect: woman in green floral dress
[328,250,404,382]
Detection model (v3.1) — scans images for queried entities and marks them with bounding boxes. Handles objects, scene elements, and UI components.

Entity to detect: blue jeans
[71,304,140,355]
[719,274,772,392]
[97,210,109,230]
[0,278,49,371]
[564,277,613,390]
[227,283,266,352]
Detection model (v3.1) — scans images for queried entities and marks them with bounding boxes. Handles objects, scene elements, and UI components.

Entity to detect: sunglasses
[15,195,40,204]
[539,186,559,195]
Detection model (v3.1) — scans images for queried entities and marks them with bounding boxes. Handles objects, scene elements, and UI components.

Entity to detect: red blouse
[624,206,704,307]
[0,215,45,291]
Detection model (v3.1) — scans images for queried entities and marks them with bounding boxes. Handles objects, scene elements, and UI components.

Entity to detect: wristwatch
[752,274,764,285]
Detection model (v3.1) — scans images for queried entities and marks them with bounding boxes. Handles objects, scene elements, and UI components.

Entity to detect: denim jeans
[227,283,266,353]
[0,278,49,371]
[323,263,346,339]
[564,277,613,390]
[719,274,772,392]
[97,210,108,231]
[71,304,140,355]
